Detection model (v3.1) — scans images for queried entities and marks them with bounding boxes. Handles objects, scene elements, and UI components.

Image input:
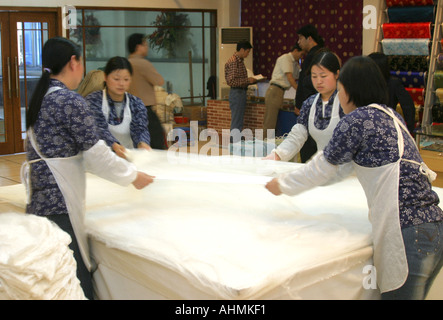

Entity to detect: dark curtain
[241,0,363,77]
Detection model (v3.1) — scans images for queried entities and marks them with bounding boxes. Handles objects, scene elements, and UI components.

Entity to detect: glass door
[0,13,12,153]
[0,11,57,155]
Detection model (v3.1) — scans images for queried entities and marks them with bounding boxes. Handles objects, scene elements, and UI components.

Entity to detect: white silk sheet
[2,149,442,299]
[85,150,377,299]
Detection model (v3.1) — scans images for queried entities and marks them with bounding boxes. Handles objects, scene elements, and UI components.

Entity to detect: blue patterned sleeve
[129,95,151,146]
[85,90,119,147]
[324,106,406,167]
[57,91,100,153]
[323,112,363,165]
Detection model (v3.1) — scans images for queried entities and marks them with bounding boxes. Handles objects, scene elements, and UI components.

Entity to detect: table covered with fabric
[1,149,442,300]
[85,150,376,300]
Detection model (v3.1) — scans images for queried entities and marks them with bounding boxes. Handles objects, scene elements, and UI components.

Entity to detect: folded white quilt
[0,212,86,300]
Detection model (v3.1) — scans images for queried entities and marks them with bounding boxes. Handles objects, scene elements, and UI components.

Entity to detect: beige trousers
[263,85,284,138]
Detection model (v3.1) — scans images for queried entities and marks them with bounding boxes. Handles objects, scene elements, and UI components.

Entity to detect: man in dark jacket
[295,25,325,162]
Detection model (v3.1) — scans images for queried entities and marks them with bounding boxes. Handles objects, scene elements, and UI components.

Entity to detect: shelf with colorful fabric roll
[374,0,443,186]
[413,0,443,187]
[374,0,437,130]
[419,11,443,134]
[381,10,434,109]
[388,54,430,109]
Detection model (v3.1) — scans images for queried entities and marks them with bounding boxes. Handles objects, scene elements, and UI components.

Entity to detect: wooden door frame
[0,6,62,34]
[0,13,13,154]
[0,7,61,154]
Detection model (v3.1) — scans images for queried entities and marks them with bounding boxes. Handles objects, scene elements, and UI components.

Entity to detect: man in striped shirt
[224,40,257,136]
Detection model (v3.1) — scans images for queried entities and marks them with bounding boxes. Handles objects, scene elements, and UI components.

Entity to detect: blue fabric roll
[390,70,426,88]
[387,6,435,23]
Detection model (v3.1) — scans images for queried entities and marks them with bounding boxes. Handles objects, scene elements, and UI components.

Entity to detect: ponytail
[26,70,51,129]
[26,37,81,129]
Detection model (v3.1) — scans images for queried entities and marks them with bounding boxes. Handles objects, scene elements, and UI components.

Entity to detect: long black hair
[104,56,133,76]
[368,52,391,82]
[304,49,340,86]
[338,56,388,108]
[310,49,341,75]
[26,37,81,129]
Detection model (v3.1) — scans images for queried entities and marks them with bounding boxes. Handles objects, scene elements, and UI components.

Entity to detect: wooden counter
[420,149,443,188]
[207,99,265,134]
[207,99,297,145]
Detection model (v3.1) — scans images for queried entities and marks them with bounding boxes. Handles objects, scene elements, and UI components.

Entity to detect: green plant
[148,12,192,58]
[72,13,101,46]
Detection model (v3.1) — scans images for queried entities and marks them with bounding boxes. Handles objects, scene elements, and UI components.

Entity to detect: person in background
[266,56,443,300]
[263,44,304,139]
[264,50,346,166]
[85,56,151,159]
[369,52,416,135]
[128,33,167,149]
[224,40,257,139]
[22,37,154,299]
[295,24,325,162]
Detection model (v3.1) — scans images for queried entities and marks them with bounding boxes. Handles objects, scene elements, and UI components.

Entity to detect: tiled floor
[0,153,26,186]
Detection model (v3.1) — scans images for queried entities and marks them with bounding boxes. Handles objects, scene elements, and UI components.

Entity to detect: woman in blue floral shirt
[23,37,154,299]
[266,56,443,300]
[85,56,151,160]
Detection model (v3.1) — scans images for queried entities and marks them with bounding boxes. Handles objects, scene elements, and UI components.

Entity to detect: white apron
[309,93,353,181]
[308,93,341,150]
[21,86,92,271]
[353,104,435,293]
[102,89,133,149]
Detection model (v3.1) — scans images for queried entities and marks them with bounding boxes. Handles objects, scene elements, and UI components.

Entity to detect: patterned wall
[241,0,363,77]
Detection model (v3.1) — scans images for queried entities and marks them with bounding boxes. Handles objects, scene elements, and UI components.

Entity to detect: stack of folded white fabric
[0,212,86,300]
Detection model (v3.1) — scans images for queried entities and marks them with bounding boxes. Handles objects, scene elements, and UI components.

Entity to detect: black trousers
[46,214,93,300]
[146,106,167,150]
[300,134,317,163]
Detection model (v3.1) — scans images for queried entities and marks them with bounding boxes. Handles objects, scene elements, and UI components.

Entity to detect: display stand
[374,0,443,186]
[415,1,443,187]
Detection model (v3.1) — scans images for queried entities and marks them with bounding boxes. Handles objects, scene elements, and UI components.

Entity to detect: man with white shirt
[263,44,304,138]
